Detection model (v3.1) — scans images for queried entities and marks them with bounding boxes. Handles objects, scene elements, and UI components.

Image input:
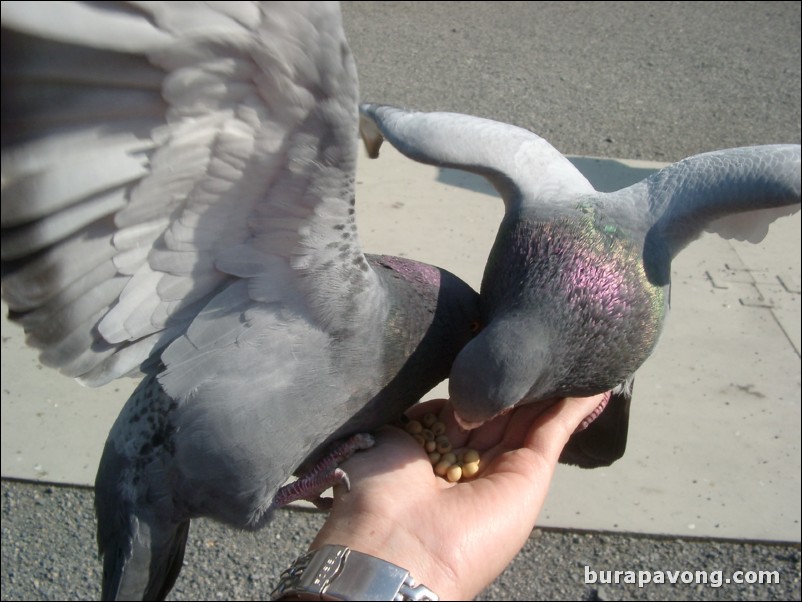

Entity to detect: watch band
[271,544,440,601]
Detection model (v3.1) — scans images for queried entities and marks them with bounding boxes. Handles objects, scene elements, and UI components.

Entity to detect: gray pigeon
[1,4,479,600]
[359,104,801,468]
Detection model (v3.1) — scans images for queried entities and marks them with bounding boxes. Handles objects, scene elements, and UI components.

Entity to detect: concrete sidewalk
[3,145,799,542]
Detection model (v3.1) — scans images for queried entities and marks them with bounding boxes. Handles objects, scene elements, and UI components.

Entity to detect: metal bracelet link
[271,545,439,601]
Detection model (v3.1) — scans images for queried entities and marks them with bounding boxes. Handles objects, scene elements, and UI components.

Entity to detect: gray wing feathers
[2,2,376,387]
[359,104,595,210]
[0,1,173,52]
[642,145,801,258]
[1,149,148,228]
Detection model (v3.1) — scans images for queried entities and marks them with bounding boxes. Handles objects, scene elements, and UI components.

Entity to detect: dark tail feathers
[100,518,190,601]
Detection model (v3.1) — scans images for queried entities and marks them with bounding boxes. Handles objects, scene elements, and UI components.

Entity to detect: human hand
[310,393,607,600]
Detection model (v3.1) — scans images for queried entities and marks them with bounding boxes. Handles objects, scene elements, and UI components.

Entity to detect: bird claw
[574,390,613,433]
[272,434,373,508]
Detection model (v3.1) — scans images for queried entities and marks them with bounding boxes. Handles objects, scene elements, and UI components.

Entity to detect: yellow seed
[405,420,423,434]
[434,459,453,477]
[424,440,437,453]
[422,413,438,428]
[431,421,446,436]
[461,461,480,478]
[428,452,442,464]
[462,449,480,464]
[446,465,463,482]
[441,452,457,466]
[420,429,435,441]
[412,434,425,446]
[435,435,452,454]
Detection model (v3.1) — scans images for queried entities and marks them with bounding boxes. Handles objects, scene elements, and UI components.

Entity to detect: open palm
[311,394,606,600]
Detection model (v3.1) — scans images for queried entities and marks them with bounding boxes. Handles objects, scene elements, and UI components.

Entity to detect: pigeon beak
[451,402,520,432]
[452,409,485,432]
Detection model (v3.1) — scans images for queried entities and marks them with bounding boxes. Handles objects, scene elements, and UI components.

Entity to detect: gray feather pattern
[360,104,800,467]
[2,4,480,600]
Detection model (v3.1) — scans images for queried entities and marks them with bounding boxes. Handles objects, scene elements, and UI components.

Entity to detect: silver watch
[271,544,440,601]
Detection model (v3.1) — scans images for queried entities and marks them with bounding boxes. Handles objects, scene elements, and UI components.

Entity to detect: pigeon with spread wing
[359,104,801,468]
[1,4,479,599]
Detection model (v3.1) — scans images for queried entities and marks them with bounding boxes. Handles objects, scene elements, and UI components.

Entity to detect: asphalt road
[1,2,800,601]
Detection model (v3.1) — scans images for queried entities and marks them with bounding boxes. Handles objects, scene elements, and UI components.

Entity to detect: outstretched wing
[359,103,596,212]
[629,145,801,260]
[591,145,801,285]
[1,1,380,387]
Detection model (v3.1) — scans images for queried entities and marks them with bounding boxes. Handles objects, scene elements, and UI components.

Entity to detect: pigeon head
[448,313,552,428]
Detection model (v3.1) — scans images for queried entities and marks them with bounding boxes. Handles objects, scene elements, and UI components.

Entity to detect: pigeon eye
[470,320,482,333]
